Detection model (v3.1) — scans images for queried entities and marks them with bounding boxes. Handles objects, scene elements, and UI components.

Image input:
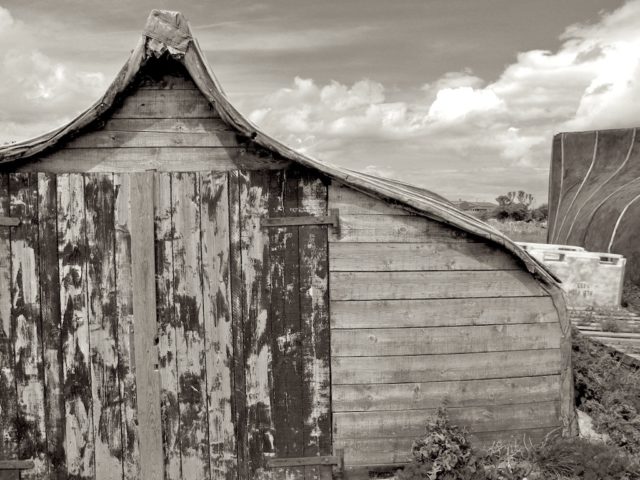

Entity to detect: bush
[395,408,485,480]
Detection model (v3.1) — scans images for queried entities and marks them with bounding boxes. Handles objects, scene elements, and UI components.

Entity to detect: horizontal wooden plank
[331,323,561,357]
[112,89,218,118]
[64,129,239,148]
[329,242,520,271]
[337,428,555,467]
[334,401,560,439]
[331,349,561,384]
[333,375,561,412]
[329,214,470,243]
[16,148,290,173]
[0,461,34,470]
[328,185,412,215]
[330,297,559,329]
[266,456,340,468]
[330,270,548,301]
[102,118,234,134]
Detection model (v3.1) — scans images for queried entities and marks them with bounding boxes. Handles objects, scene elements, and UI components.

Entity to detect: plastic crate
[516,242,626,309]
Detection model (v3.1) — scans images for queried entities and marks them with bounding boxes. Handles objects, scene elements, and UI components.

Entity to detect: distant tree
[491,191,536,221]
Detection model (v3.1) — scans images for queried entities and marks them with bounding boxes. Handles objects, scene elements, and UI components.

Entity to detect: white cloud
[427,86,504,122]
[246,0,640,201]
[0,6,107,144]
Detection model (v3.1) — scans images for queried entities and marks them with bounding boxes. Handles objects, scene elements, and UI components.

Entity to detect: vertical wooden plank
[154,173,181,480]
[200,172,237,480]
[239,170,275,479]
[113,174,140,480]
[0,174,18,463]
[57,173,94,480]
[171,173,209,480]
[38,173,65,480]
[268,170,304,480]
[9,173,47,479]
[228,170,248,480]
[298,175,331,480]
[130,173,164,480]
[84,173,122,480]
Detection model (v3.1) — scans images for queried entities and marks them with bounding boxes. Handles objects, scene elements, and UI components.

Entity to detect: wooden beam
[0,216,19,227]
[130,172,164,480]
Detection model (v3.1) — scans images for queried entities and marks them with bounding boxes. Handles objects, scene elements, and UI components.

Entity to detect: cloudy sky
[1,0,639,202]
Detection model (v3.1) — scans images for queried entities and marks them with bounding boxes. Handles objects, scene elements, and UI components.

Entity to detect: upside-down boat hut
[0,10,575,480]
[548,127,640,284]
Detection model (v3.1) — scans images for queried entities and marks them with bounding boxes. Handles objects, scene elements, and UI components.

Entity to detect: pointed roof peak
[143,10,193,57]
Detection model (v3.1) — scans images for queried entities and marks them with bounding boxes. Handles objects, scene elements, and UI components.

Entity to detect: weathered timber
[332,375,561,412]
[171,173,209,480]
[333,401,560,439]
[328,184,412,215]
[297,175,332,472]
[329,214,470,243]
[331,323,561,357]
[200,172,236,480]
[8,173,47,479]
[102,118,234,134]
[37,173,65,480]
[329,242,519,271]
[267,169,304,480]
[153,173,181,480]
[111,89,218,119]
[331,349,561,384]
[330,270,548,301]
[239,170,275,478]
[57,173,94,480]
[297,175,332,480]
[16,148,290,174]
[227,170,248,480]
[65,129,239,149]
[130,173,163,480]
[112,174,141,480]
[84,173,122,480]
[330,297,559,329]
[0,174,18,462]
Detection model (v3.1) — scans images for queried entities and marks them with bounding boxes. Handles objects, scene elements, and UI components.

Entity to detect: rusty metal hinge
[261,209,339,229]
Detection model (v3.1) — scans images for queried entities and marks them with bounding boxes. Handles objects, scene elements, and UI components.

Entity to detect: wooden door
[0,169,331,480]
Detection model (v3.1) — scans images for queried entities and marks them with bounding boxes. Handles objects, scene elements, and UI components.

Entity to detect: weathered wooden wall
[328,184,563,475]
